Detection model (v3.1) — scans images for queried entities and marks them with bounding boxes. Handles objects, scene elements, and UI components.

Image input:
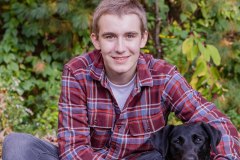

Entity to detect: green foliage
[157,0,240,101]
[144,0,240,128]
[0,0,239,135]
[0,1,97,136]
[214,80,240,130]
[181,32,222,100]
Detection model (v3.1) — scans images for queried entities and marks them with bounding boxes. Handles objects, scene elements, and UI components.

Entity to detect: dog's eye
[193,135,203,144]
[196,138,202,142]
[175,140,180,144]
[173,138,182,144]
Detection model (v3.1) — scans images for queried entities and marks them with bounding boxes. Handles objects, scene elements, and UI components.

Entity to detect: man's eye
[126,34,135,39]
[104,35,115,39]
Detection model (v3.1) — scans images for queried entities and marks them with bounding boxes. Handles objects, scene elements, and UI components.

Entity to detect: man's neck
[108,73,136,86]
[107,74,135,85]
[106,70,136,85]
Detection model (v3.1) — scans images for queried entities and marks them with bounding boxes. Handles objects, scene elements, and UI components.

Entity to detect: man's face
[91,14,148,85]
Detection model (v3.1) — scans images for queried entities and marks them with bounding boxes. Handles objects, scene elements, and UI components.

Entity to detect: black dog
[137,122,222,160]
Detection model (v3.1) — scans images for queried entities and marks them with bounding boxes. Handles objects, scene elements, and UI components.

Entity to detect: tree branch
[154,0,163,59]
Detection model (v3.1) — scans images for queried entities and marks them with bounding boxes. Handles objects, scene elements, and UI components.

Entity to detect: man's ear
[90,33,101,50]
[140,30,148,48]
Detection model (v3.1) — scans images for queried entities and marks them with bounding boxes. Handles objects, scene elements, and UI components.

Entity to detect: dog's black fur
[137,122,222,160]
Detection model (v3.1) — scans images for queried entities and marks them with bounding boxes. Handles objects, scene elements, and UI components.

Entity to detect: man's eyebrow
[101,31,139,36]
[125,32,139,35]
[101,32,116,37]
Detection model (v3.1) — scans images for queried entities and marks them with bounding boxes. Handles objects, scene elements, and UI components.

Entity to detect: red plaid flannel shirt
[58,50,239,160]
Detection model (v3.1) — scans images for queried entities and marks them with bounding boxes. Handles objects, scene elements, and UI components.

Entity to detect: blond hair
[92,0,147,34]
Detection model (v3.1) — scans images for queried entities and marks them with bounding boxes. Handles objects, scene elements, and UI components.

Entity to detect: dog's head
[150,122,222,160]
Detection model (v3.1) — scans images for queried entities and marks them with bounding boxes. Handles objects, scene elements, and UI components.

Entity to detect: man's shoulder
[64,50,100,72]
[142,53,176,75]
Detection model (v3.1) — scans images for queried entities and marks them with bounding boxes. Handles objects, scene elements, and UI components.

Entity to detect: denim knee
[3,133,37,160]
[2,132,59,160]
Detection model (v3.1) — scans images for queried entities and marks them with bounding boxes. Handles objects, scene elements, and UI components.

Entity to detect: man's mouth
[112,56,130,63]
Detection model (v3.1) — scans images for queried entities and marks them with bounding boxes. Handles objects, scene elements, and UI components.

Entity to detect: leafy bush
[143,0,240,129]
[0,1,97,136]
[214,80,240,130]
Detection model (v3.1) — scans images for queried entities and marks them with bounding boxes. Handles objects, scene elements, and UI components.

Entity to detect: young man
[3,0,239,160]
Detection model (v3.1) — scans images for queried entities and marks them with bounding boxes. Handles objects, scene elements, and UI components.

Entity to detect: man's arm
[57,65,107,160]
[163,68,239,160]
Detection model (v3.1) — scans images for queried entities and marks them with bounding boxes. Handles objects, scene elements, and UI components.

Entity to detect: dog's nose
[182,154,198,160]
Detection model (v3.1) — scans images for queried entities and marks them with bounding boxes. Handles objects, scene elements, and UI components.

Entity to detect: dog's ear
[150,125,174,158]
[201,122,222,154]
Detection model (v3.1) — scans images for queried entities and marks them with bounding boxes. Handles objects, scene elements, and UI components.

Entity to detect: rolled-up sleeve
[57,65,106,160]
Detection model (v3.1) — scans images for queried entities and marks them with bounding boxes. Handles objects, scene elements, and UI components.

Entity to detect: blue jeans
[2,133,59,160]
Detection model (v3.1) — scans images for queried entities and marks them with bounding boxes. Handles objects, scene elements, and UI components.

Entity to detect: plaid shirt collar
[89,50,153,88]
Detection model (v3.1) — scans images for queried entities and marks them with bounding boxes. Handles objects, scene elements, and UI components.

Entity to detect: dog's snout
[182,154,198,160]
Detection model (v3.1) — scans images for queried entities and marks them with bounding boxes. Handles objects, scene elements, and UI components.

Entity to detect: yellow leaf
[182,37,194,55]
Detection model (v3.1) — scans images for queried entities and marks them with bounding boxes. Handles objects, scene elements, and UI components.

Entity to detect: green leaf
[198,76,208,87]
[40,51,52,63]
[2,44,11,53]
[210,66,220,80]
[22,23,40,37]
[180,13,188,22]
[21,79,34,91]
[190,45,198,61]
[206,45,221,65]
[52,61,62,70]
[193,59,207,77]
[57,2,69,15]
[190,3,197,13]
[72,14,89,30]
[190,76,198,89]
[30,3,49,20]
[198,42,210,62]
[8,62,19,71]
[3,54,16,63]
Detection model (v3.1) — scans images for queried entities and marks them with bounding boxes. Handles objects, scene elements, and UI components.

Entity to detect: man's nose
[115,38,126,54]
